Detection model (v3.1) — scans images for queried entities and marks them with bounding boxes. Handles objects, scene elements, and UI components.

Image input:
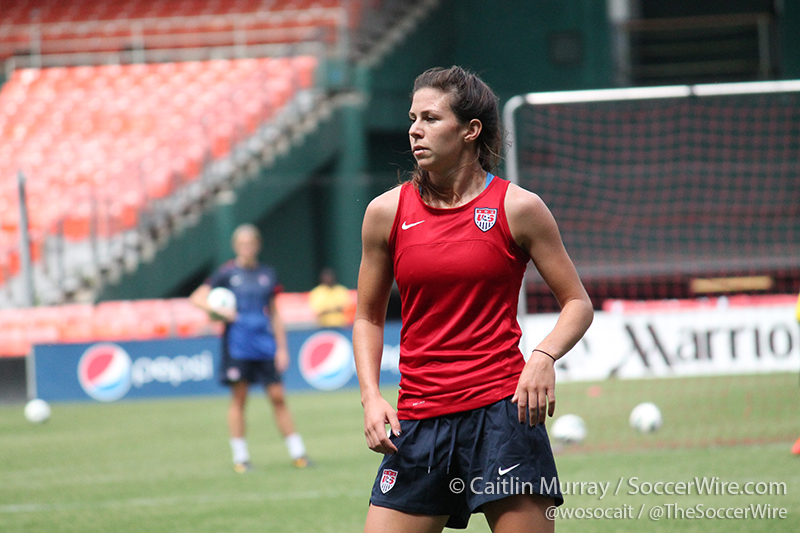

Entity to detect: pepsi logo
[298,331,355,390]
[77,343,133,402]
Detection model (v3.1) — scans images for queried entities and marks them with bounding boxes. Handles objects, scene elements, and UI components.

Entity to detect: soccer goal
[506,81,800,451]
[504,80,800,312]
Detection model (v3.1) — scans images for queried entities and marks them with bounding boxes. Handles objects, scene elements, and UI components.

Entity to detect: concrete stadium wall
[365,0,614,131]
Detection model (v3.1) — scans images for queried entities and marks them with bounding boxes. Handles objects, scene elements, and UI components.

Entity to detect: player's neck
[425,163,485,209]
[235,257,258,269]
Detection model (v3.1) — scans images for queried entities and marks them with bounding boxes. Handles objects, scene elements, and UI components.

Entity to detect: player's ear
[464,119,482,143]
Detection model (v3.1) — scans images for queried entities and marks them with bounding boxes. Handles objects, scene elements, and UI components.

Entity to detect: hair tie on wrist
[534,349,557,363]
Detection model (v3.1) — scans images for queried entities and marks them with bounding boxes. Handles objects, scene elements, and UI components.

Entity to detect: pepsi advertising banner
[283,322,401,392]
[34,337,225,402]
[32,322,402,402]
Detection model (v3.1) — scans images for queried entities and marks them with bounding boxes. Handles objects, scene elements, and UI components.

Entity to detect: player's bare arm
[189,284,214,313]
[354,188,402,454]
[505,184,594,426]
[269,297,290,374]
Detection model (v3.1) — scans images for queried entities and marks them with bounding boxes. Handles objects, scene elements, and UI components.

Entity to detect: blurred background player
[354,66,593,532]
[191,223,310,472]
[308,267,352,327]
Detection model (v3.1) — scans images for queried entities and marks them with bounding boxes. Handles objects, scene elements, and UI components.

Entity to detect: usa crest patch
[380,468,398,493]
[474,208,497,232]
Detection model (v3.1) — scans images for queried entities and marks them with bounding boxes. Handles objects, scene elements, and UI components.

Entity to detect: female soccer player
[191,224,309,472]
[354,66,593,532]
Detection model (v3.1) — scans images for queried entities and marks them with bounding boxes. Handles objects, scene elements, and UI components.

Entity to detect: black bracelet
[534,349,557,363]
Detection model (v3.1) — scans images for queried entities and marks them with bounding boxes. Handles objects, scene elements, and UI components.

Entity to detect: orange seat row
[0,56,317,289]
[0,0,345,25]
[0,290,346,357]
[0,299,222,357]
[0,0,352,58]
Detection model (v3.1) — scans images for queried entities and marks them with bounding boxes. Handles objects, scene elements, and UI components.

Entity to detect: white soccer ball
[629,402,662,433]
[24,399,51,424]
[551,414,587,444]
[207,287,237,314]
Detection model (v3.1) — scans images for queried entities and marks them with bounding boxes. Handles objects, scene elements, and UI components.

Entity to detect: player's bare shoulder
[505,182,548,211]
[504,183,559,248]
[362,185,402,243]
[366,185,401,220]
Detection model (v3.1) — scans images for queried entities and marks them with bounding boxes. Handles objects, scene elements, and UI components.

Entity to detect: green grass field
[1,375,798,532]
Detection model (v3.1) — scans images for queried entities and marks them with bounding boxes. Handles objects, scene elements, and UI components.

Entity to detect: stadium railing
[0,0,355,63]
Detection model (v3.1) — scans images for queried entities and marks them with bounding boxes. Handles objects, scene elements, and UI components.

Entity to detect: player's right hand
[362,395,401,454]
[210,307,237,323]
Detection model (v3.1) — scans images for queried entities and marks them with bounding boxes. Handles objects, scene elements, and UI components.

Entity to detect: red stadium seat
[61,201,92,242]
[0,322,30,356]
[0,289,330,354]
[0,0,351,59]
[58,304,96,343]
[171,298,222,337]
[0,54,318,292]
[294,55,318,89]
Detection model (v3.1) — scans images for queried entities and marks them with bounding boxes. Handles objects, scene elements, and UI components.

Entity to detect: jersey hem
[396,380,519,420]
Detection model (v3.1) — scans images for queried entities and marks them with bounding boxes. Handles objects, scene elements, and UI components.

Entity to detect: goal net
[506,81,800,452]
[505,82,800,311]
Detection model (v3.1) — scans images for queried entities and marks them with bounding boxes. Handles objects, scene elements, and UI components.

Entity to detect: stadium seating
[0,0,365,306]
[0,290,357,357]
[0,1,355,60]
[0,298,218,356]
[0,55,318,299]
[0,0,433,307]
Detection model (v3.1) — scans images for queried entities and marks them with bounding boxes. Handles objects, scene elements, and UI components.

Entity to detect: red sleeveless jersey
[388,176,529,419]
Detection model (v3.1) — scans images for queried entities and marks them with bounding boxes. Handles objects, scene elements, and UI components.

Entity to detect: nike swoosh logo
[498,464,520,476]
[401,220,425,230]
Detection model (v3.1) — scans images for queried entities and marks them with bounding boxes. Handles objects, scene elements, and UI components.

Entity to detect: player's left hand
[275,347,290,374]
[512,350,556,426]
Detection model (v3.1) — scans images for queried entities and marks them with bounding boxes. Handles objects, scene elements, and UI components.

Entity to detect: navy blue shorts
[219,355,280,386]
[369,397,563,529]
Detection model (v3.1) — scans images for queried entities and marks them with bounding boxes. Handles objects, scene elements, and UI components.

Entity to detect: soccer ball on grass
[24,399,51,424]
[629,402,662,433]
[551,413,587,444]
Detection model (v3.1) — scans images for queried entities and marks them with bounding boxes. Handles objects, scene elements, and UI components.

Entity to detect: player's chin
[414,156,435,170]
